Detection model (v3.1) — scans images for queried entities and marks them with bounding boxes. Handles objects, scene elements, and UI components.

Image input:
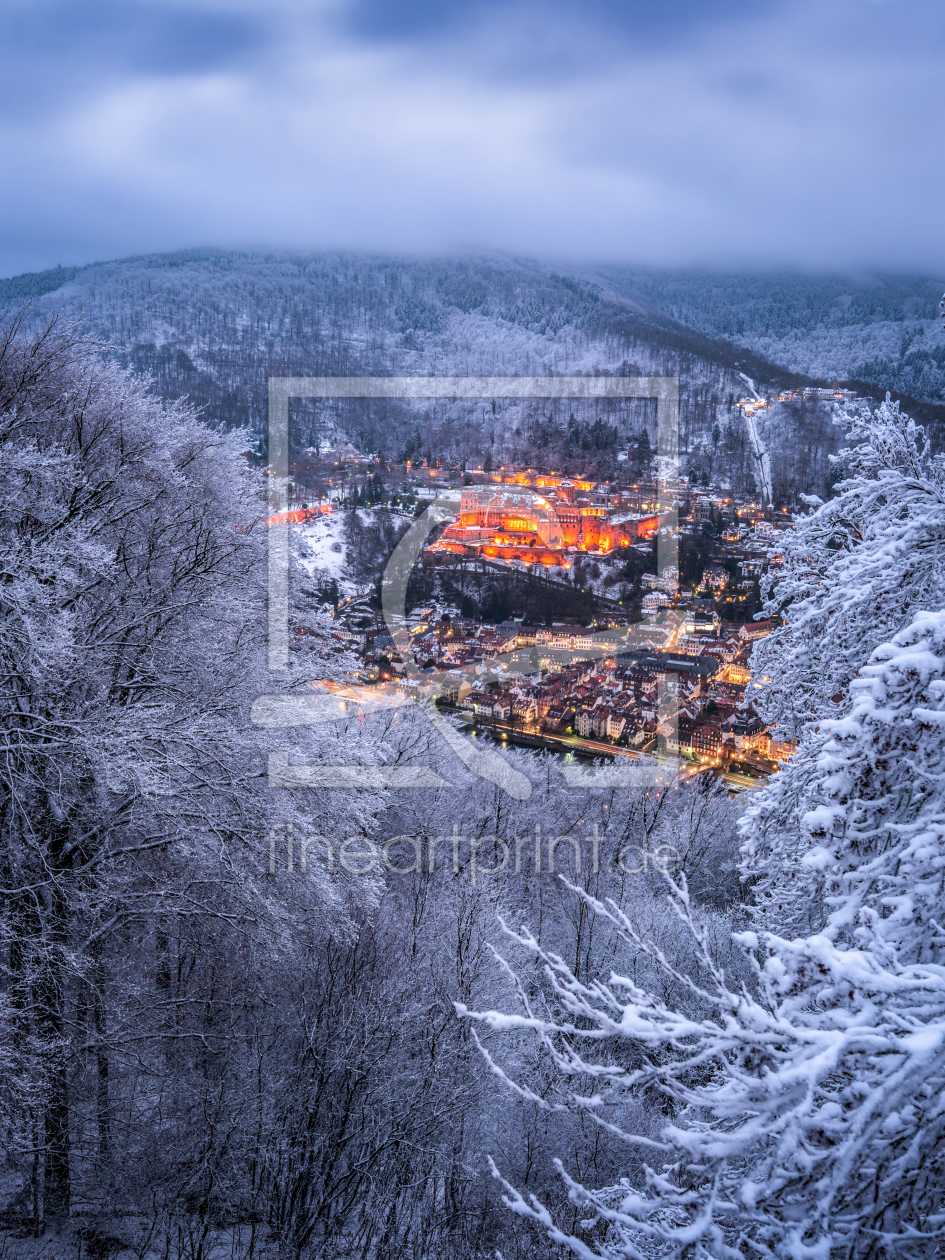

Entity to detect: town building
[740,620,775,642]
[692,721,723,760]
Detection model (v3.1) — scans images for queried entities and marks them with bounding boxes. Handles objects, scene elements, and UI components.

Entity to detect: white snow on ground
[744,410,773,505]
[297,511,357,593]
[414,485,461,504]
[737,374,773,505]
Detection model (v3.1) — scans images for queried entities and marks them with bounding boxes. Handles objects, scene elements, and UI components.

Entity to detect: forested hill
[588,265,945,404]
[2,251,943,498]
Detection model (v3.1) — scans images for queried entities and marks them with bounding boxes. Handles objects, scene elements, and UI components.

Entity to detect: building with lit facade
[430,483,661,567]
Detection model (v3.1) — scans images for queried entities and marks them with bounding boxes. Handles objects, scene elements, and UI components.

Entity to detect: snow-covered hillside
[0,251,777,458]
[4,250,943,503]
[298,510,354,593]
[592,265,945,402]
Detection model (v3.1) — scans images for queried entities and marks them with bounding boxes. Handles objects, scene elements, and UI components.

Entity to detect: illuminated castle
[430,484,660,567]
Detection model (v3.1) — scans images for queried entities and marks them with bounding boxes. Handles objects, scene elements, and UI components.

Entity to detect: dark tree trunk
[92,946,111,1166]
[35,884,71,1221]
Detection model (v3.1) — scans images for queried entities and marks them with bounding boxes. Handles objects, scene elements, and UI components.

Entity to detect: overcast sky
[1,0,943,278]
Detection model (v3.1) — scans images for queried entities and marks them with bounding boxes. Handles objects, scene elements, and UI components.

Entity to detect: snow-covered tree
[461,398,945,1258]
[463,610,945,1256]
[0,320,380,1225]
[751,395,945,740]
[744,395,945,935]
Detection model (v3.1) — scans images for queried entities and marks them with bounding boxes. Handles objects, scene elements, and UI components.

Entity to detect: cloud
[1,0,943,276]
[341,0,780,51]
[0,1,267,120]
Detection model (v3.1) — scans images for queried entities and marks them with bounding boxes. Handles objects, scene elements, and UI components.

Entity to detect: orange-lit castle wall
[450,489,563,547]
[429,485,661,567]
[266,504,333,526]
